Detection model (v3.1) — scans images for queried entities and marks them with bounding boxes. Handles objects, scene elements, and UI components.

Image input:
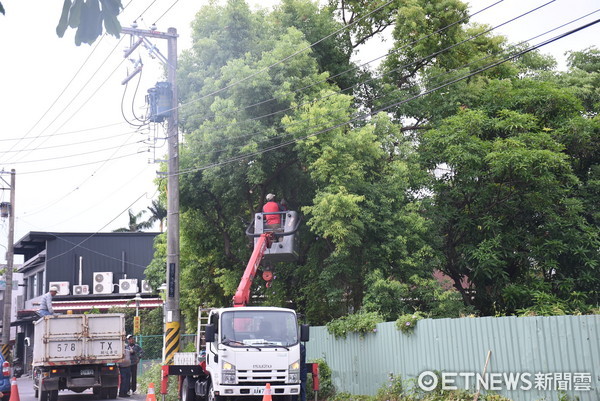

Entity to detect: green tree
[362,270,475,320]
[165,0,434,325]
[419,106,599,315]
[150,0,600,322]
[147,199,167,232]
[113,209,153,232]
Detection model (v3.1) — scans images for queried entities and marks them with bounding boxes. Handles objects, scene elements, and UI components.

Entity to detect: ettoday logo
[417,371,592,392]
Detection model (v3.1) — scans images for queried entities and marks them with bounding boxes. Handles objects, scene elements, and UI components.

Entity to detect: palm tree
[113,209,154,232]
[147,199,167,232]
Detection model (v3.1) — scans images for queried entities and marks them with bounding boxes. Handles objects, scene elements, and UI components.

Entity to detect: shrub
[307,358,336,401]
[395,312,424,335]
[328,393,374,401]
[375,374,405,401]
[137,361,179,401]
[326,312,383,339]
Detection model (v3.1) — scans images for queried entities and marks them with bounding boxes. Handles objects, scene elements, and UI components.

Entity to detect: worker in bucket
[263,193,282,228]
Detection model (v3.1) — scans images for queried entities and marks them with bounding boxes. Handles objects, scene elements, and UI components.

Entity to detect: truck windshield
[221,310,298,347]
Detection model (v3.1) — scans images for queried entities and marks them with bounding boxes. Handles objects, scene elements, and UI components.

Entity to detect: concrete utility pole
[1,169,16,347]
[121,27,180,364]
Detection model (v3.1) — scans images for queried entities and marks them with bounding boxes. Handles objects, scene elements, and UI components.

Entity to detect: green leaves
[303,189,366,252]
[168,0,600,323]
[68,0,83,28]
[421,84,599,314]
[325,311,383,339]
[56,0,122,46]
[56,0,72,38]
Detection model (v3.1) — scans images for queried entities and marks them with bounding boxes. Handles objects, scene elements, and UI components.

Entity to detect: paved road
[11,375,147,401]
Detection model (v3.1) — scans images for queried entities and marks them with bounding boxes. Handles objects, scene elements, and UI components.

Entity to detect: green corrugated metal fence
[306,315,599,401]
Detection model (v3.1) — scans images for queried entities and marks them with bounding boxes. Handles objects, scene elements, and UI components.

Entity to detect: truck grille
[237,369,286,384]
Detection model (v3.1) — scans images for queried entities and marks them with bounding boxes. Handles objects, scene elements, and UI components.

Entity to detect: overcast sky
[1,0,599,264]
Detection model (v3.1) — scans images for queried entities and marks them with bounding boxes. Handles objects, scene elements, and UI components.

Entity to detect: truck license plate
[80,369,94,376]
[253,389,265,395]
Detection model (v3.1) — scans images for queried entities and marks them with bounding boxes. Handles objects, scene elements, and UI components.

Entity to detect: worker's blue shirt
[39,292,54,314]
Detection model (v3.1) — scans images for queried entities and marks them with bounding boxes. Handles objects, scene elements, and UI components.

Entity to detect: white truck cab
[203,306,308,401]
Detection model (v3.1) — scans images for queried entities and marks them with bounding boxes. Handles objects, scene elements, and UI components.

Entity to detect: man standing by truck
[126,335,143,394]
[38,286,58,316]
[119,342,132,397]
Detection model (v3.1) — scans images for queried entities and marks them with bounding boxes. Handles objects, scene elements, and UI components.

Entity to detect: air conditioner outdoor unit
[141,280,153,294]
[73,284,90,295]
[119,279,138,294]
[93,272,114,294]
[49,281,70,296]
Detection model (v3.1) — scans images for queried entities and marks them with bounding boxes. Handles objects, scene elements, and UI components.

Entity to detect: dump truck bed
[33,314,125,366]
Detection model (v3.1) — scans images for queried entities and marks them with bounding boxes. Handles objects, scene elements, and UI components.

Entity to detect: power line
[134,0,159,24]
[183,0,507,128]
[173,0,396,112]
[0,122,128,142]
[2,35,107,161]
[8,36,128,164]
[176,0,567,157]
[21,130,149,217]
[172,18,600,178]
[0,129,144,154]
[6,138,145,165]
[153,0,181,25]
[16,151,145,175]
[6,2,583,174]
[39,191,154,266]
[24,167,157,225]
[4,0,175,163]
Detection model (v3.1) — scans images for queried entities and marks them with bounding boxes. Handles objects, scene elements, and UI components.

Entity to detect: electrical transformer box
[147,81,172,122]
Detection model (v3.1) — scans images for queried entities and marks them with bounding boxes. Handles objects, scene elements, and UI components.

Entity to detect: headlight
[222,360,236,384]
[288,360,300,384]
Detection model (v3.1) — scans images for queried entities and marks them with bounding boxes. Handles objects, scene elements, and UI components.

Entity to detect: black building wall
[44,232,158,285]
[15,231,159,297]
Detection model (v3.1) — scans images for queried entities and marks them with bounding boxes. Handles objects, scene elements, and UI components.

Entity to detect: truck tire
[49,390,59,401]
[182,377,196,401]
[38,390,49,401]
[103,387,119,399]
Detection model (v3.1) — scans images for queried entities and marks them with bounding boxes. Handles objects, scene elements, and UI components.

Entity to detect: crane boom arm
[232,232,273,307]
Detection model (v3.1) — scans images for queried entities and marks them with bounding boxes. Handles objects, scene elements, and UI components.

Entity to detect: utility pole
[121,27,180,364]
[1,169,16,347]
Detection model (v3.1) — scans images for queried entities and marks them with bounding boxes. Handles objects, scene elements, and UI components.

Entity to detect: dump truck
[164,210,311,401]
[32,313,125,401]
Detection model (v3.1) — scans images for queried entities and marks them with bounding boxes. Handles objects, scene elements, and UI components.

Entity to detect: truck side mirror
[205,324,216,343]
[300,324,309,342]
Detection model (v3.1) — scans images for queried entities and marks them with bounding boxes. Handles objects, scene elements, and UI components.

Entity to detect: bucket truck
[165,211,309,401]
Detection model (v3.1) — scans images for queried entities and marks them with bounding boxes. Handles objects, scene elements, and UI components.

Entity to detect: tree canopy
[144,0,600,328]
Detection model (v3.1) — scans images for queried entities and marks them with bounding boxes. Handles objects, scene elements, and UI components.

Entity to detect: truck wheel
[108,387,119,399]
[49,390,59,401]
[38,390,49,401]
[182,377,196,401]
[103,387,118,399]
[208,382,222,401]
